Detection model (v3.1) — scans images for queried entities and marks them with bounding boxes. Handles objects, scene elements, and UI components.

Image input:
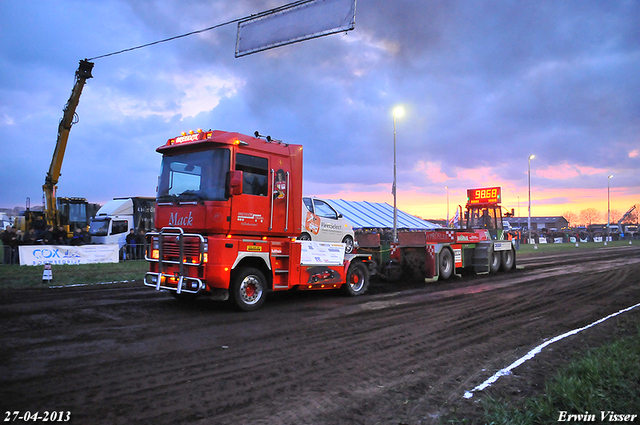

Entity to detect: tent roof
[326,199,440,230]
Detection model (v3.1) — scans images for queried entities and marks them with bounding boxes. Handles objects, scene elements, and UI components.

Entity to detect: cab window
[303,198,314,213]
[236,154,268,196]
[313,200,338,219]
[111,220,128,235]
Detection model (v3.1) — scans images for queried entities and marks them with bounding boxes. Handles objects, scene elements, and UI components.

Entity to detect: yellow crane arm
[43,59,94,227]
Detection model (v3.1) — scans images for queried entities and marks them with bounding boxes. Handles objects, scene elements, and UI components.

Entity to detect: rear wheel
[297,233,311,241]
[489,247,501,274]
[230,268,267,312]
[438,248,454,280]
[342,262,369,296]
[501,248,515,271]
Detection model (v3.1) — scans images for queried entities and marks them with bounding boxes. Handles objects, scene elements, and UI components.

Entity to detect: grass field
[0,260,148,289]
[515,239,635,256]
[479,321,640,425]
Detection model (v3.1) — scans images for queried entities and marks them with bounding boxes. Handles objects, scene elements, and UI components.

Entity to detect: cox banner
[19,244,119,266]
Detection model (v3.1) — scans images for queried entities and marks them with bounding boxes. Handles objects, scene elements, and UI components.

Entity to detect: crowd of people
[124,229,147,260]
[1,219,92,265]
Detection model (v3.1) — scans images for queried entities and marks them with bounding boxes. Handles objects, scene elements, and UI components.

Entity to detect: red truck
[144,129,516,311]
[144,129,371,311]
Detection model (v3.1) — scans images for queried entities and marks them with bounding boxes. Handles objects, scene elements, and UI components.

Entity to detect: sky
[1,0,639,222]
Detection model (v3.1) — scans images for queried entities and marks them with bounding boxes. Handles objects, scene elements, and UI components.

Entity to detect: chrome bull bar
[144,227,206,295]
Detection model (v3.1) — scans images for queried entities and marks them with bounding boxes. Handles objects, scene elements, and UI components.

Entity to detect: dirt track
[1,245,640,424]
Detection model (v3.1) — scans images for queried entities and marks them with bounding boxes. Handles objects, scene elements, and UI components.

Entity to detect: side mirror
[227,170,243,196]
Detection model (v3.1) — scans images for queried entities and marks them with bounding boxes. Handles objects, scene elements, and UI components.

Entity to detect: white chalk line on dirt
[463,301,640,399]
[50,280,135,288]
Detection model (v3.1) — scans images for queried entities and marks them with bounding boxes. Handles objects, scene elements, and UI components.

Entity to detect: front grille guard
[144,227,206,294]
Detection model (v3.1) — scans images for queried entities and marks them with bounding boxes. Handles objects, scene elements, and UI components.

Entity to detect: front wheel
[230,267,267,312]
[501,248,515,271]
[297,233,312,241]
[342,262,369,296]
[489,248,501,274]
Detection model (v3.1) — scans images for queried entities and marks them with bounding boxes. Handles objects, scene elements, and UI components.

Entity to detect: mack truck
[144,129,373,311]
[144,129,516,311]
[89,197,155,248]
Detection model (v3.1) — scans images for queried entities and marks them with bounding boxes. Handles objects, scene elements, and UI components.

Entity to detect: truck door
[229,153,293,236]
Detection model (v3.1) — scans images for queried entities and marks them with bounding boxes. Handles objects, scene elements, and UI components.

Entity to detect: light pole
[528,154,535,247]
[445,186,449,228]
[607,174,613,243]
[392,106,404,243]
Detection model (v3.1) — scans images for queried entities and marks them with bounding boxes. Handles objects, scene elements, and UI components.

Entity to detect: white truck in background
[89,197,155,248]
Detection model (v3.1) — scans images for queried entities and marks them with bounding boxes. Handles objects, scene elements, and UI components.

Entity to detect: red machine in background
[357,186,516,282]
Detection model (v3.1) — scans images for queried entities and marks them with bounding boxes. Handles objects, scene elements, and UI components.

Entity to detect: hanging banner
[19,244,119,266]
[236,0,356,57]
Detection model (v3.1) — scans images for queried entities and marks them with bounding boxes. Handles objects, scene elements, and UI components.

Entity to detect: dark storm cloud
[0,0,638,210]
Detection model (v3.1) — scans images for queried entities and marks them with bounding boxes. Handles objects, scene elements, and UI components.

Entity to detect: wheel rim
[349,268,365,292]
[343,237,354,253]
[299,233,311,241]
[239,275,263,305]
[442,253,452,273]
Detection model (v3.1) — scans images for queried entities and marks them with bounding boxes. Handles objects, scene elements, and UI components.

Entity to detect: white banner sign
[19,244,119,266]
[236,0,356,57]
[299,240,345,265]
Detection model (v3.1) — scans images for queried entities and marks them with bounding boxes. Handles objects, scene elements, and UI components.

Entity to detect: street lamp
[607,174,613,243]
[445,186,449,228]
[392,106,404,243]
[528,154,535,247]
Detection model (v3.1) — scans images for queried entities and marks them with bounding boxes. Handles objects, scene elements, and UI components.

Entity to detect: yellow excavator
[16,60,95,237]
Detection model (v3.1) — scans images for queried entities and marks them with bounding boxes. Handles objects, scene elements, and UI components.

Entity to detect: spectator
[32,215,46,239]
[126,229,137,260]
[82,226,91,244]
[2,225,16,264]
[40,226,54,245]
[52,226,66,245]
[22,228,37,245]
[136,229,146,259]
[70,228,84,246]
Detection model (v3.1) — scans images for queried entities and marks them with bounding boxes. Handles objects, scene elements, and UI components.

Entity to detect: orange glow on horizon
[315,186,638,225]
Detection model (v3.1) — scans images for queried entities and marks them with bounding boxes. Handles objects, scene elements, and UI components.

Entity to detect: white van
[300,197,355,253]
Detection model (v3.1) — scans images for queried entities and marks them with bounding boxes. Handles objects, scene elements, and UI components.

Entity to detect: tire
[438,248,454,280]
[500,248,515,271]
[297,233,311,241]
[342,262,369,296]
[342,235,354,254]
[489,247,501,274]
[230,267,267,312]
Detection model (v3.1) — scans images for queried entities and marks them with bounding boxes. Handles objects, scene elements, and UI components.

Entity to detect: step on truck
[357,186,516,282]
[144,130,372,311]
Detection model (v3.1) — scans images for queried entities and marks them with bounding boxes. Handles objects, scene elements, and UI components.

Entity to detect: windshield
[468,207,501,230]
[90,218,110,236]
[157,149,230,202]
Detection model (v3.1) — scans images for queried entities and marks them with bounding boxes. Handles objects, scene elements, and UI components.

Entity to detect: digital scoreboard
[466,187,501,206]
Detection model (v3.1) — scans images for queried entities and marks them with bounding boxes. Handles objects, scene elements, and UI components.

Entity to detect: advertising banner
[19,244,119,266]
[300,241,345,265]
